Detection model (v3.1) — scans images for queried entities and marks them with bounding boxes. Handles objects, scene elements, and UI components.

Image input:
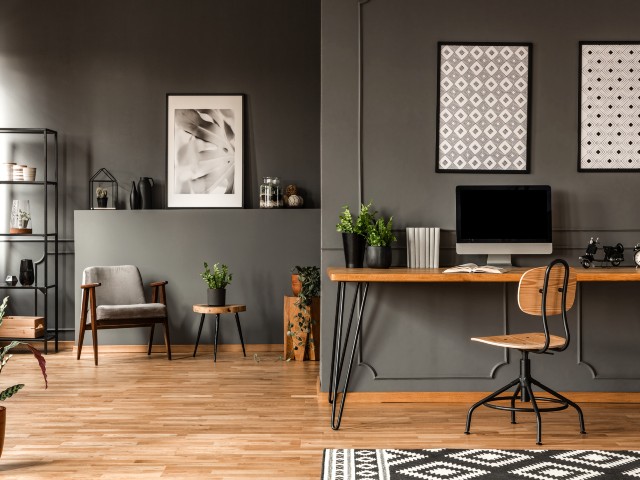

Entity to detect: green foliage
[0,297,48,402]
[287,266,321,360]
[367,216,397,247]
[336,202,375,236]
[201,262,232,289]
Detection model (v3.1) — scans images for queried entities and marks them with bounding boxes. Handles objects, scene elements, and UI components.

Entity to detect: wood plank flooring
[1,350,639,479]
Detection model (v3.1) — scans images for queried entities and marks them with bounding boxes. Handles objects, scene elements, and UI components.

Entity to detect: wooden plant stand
[283,296,320,361]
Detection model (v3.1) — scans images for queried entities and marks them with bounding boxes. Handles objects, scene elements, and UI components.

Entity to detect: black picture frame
[435,42,533,174]
[578,41,640,172]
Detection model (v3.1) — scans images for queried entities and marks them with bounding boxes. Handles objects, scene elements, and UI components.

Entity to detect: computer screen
[456,185,552,266]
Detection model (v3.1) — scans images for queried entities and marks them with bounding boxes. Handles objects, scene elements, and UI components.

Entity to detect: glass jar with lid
[259,176,283,208]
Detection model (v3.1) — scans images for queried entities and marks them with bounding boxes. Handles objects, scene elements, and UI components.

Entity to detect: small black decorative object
[5,275,17,286]
[634,243,640,268]
[19,259,35,286]
[138,177,154,209]
[89,168,118,210]
[579,237,624,268]
[130,181,141,209]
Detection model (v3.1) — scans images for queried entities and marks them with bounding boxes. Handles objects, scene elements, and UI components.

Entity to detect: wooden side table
[192,304,247,362]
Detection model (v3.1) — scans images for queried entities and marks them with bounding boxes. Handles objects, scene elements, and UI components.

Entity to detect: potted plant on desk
[287,266,320,361]
[201,262,232,306]
[336,202,374,268]
[0,296,48,458]
[365,215,396,269]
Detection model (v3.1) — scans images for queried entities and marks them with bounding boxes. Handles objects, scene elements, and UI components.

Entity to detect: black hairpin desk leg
[329,281,370,430]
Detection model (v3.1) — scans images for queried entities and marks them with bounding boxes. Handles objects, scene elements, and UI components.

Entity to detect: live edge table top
[326,267,640,283]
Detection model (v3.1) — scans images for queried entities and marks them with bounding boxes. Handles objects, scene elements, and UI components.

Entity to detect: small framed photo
[167,94,244,208]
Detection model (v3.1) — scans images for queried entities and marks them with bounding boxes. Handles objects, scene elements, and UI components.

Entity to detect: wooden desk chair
[464,259,586,445]
[77,265,172,365]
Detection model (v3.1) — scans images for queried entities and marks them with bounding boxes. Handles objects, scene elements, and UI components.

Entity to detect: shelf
[0,180,57,185]
[0,128,57,135]
[0,233,57,238]
[0,331,56,342]
[1,284,56,289]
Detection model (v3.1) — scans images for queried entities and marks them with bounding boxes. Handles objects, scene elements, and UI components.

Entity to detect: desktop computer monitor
[455,185,552,267]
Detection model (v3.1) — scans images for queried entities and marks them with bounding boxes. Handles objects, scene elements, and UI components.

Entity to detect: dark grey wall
[0,0,320,340]
[75,210,320,346]
[321,0,640,391]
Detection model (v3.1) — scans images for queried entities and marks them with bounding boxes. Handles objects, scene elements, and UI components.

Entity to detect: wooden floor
[2,349,640,479]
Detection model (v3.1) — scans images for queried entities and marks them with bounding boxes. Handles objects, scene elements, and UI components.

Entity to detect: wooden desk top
[327,267,640,283]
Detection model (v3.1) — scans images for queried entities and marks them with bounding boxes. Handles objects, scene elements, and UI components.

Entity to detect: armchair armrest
[81,282,101,289]
[150,280,168,305]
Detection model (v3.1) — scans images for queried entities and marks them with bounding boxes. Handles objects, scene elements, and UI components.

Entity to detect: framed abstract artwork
[579,42,640,171]
[167,94,244,208]
[436,42,532,173]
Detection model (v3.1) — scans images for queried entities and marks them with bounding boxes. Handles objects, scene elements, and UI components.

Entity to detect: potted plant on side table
[287,266,321,361]
[0,296,48,458]
[201,262,232,306]
[336,202,374,268]
[366,215,397,269]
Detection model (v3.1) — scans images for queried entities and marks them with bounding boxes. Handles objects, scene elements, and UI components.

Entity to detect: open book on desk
[443,263,505,274]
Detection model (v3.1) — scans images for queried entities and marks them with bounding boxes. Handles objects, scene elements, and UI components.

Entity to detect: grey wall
[320,0,640,391]
[0,0,320,340]
[75,210,320,346]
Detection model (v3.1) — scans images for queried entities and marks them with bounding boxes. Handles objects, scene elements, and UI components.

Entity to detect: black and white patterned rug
[322,449,640,479]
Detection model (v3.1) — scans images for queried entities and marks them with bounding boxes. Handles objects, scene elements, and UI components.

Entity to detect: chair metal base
[464,351,586,445]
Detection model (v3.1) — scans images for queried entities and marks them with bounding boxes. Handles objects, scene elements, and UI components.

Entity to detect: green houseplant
[0,296,48,458]
[336,202,375,268]
[201,262,232,306]
[365,216,397,268]
[287,266,321,361]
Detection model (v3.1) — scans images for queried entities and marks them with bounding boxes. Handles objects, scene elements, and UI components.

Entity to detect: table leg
[213,313,220,362]
[235,312,246,357]
[193,313,206,357]
[329,282,346,405]
[330,282,369,430]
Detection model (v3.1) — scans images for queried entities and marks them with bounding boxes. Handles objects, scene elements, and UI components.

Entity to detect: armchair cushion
[82,265,146,306]
[96,303,167,321]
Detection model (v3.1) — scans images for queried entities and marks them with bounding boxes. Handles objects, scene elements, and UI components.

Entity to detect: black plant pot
[97,197,108,208]
[342,233,366,268]
[365,246,392,269]
[207,288,226,306]
[19,259,34,286]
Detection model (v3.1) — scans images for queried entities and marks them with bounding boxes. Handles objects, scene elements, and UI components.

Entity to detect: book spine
[429,228,435,268]
[406,228,415,268]
[418,228,426,268]
[434,227,441,268]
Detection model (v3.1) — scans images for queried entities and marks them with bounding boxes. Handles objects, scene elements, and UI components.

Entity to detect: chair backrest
[518,261,577,316]
[82,265,146,306]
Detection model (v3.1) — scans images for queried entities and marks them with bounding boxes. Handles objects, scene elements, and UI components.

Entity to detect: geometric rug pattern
[437,43,531,172]
[322,449,640,479]
[580,42,640,170]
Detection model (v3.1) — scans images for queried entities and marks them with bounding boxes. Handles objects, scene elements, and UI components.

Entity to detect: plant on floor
[287,266,321,360]
[0,296,48,400]
[201,262,232,289]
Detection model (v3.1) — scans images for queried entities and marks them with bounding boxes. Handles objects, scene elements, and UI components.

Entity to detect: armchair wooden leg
[77,291,89,360]
[91,321,98,366]
[163,320,172,360]
[148,324,155,356]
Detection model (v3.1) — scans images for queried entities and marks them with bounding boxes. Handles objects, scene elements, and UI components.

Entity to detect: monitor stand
[486,254,513,268]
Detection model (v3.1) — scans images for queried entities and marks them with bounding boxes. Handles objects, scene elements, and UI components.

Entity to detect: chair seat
[97,303,167,321]
[471,332,566,350]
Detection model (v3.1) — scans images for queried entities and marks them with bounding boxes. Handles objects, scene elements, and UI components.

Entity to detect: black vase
[19,259,34,286]
[130,181,141,210]
[365,246,392,269]
[138,177,154,209]
[207,288,226,306]
[342,233,366,268]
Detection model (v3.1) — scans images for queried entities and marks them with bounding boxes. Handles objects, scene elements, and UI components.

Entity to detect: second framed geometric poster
[579,42,640,171]
[436,42,532,173]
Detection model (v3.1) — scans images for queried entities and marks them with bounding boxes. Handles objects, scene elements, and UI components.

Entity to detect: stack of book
[406,227,440,268]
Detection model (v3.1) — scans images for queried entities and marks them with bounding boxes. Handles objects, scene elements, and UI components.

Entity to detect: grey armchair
[77,265,172,365]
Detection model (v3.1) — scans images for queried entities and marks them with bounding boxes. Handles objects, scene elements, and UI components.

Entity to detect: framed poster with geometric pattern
[436,42,532,173]
[579,41,640,171]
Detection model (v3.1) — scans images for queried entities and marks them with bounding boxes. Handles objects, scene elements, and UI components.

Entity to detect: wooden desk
[326,266,640,429]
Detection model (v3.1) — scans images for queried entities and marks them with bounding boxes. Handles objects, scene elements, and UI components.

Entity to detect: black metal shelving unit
[0,128,58,353]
